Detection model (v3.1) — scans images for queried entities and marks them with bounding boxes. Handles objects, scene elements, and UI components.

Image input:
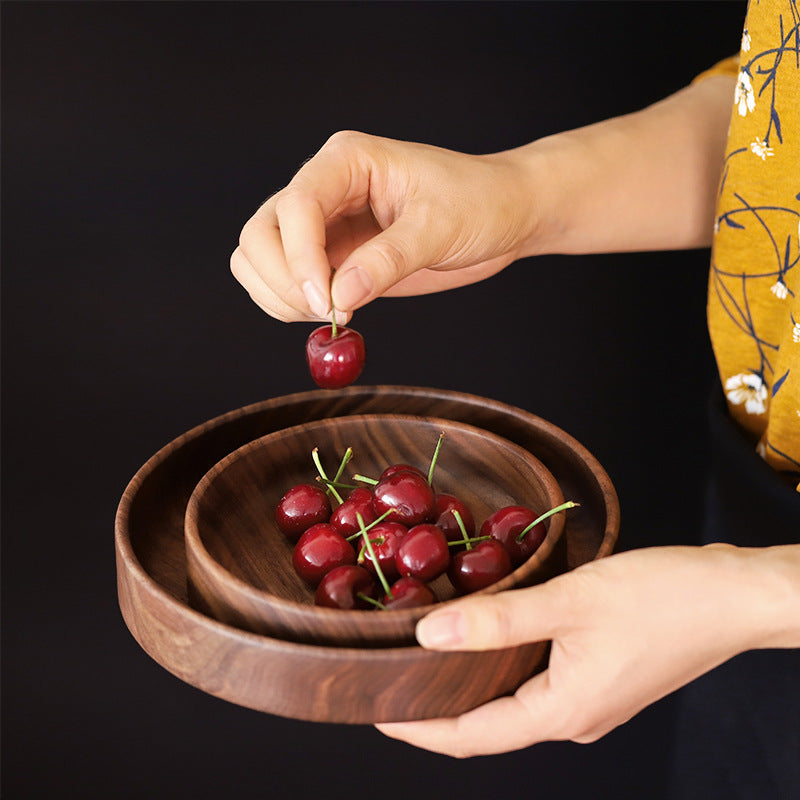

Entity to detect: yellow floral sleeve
[704,0,800,488]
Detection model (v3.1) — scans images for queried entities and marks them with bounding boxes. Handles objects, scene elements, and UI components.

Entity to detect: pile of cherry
[274,435,576,611]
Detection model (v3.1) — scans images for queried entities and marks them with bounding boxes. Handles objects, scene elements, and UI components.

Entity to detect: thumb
[331,214,437,312]
[416,581,568,652]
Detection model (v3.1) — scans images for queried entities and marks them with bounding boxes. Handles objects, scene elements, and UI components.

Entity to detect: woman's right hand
[230,131,540,323]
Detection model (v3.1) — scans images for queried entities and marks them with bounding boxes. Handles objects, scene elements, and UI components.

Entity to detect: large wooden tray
[115,386,619,723]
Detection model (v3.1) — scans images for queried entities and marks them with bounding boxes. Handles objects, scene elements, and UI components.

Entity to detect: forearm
[502,75,736,257]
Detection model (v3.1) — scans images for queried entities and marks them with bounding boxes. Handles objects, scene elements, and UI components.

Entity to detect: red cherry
[380,463,426,481]
[292,523,355,585]
[372,471,435,527]
[382,577,437,610]
[305,324,365,389]
[481,505,547,567]
[275,483,332,541]
[448,539,512,594]
[330,487,377,538]
[314,565,377,609]
[357,521,408,581]
[395,524,450,582]
[432,493,475,545]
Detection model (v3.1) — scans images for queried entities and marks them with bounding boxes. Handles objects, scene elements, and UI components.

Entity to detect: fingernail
[334,267,372,310]
[302,281,329,318]
[333,309,349,326]
[416,611,466,649]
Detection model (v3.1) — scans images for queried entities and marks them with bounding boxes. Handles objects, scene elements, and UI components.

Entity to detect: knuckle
[371,237,409,282]
[238,217,260,251]
[324,129,365,150]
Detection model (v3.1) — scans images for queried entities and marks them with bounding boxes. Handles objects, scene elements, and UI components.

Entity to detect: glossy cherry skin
[314,565,378,609]
[372,471,435,527]
[432,493,475,545]
[330,487,377,538]
[292,523,355,585]
[275,483,332,541]
[480,505,546,567]
[382,577,437,610]
[305,324,365,389]
[448,539,512,594]
[395,524,450,582]
[356,521,408,581]
[380,463,426,481]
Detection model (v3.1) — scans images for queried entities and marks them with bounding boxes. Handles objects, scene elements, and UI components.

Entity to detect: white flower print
[741,29,751,52]
[756,439,767,459]
[750,137,774,159]
[725,372,768,415]
[735,69,756,116]
[793,322,800,343]
[770,279,789,299]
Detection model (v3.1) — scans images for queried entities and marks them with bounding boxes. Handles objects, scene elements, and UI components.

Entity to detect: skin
[232,74,800,754]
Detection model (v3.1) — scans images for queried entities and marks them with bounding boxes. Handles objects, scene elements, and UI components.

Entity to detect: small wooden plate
[115,385,620,723]
[185,414,566,646]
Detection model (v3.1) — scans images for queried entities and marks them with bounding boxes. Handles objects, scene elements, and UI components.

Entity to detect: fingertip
[331,266,372,311]
[416,610,467,650]
[301,280,330,318]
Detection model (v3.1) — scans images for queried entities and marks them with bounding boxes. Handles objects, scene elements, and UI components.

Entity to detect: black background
[3,2,745,798]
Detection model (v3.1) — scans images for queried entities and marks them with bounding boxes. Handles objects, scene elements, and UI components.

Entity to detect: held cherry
[382,577,437,610]
[372,471,435,527]
[314,565,378,609]
[305,324,365,389]
[448,539,512,594]
[395,524,450,582]
[275,483,332,541]
[292,523,355,585]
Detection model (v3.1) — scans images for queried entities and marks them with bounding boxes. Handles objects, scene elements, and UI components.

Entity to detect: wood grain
[115,385,619,723]
[184,414,565,646]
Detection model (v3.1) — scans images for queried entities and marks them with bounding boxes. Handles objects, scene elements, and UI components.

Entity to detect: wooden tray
[115,386,619,723]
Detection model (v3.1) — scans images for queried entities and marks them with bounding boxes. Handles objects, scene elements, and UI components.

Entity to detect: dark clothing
[669,389,800,799]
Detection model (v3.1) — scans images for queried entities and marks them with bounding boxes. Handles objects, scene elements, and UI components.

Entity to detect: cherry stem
[452,509,472,551]
[353,473,379,486]
[332,447,353,484]
[427,433,444,485]
[330,303,338,338]
[345,508,396,542]
[357,593,386,611]
[357,512,393,600]
[356,536,386,563]
[317,477,360,491]
[515,501,580,544]
[312,448,343,505]
[447,535,490,547]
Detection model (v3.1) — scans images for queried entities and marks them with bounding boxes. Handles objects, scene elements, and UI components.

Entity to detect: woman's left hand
[377,544,798,757]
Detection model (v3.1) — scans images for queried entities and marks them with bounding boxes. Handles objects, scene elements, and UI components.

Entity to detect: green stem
[330,304,338,338]
[353,473,379,486]
[447,535,490,547]
[515,501,580,544]
[357,593,386,611]
[427,432,445,485]
[357,512,393,600]
[312,448,343,504]
[332,447,353,484]
[345,508,396,541]
[452,509,472,551]
[317,477,360,491]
